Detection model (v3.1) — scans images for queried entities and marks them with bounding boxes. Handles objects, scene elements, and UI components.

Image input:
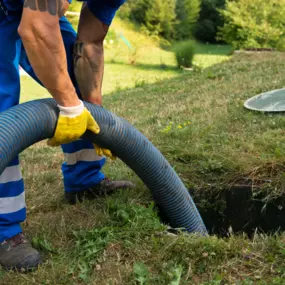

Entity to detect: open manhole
[156,179,285,237]
[189,180,285,237]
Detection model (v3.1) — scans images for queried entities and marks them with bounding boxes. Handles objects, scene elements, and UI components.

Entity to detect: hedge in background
[118,0,177,40]
[117,0,201,41]
[218,0,285,51]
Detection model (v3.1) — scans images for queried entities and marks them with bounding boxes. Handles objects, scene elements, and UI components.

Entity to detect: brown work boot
[65,177,136,205]
[0,233,42,272]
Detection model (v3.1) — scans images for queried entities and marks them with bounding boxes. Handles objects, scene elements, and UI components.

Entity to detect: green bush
[195,0,225,43]
[119,0,177,40]
[123,0,150,24]
[175,0,201,40]
[173,41,196,68]
[118,0,202,41]
[218,0,285,51]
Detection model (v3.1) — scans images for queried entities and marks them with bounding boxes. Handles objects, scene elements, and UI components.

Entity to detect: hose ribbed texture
[0,98,207,235]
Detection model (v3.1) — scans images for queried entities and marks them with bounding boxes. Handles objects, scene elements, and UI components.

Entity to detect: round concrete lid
[244,88,285,112]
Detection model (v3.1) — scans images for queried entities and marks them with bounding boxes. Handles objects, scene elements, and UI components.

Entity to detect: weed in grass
[133,262,150,285]
[160,121,191,134]
[32,236,57,254]
[168,264,183,285]
[134,79,147,88]
[69,200,166,282]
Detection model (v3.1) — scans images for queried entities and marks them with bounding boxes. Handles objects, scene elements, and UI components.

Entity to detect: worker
[0,0,134,271]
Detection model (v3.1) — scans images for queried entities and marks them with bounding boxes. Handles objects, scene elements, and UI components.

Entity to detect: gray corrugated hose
[0,98,207,235]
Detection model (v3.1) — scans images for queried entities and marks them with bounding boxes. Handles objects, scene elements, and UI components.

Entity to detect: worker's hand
[93,144,116,160]
[47,100,100,146]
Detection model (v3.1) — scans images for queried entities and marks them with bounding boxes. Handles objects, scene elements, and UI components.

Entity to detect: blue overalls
[0,0,124,242]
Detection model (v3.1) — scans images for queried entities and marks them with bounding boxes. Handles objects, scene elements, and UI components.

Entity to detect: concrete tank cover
[244,88,285,112]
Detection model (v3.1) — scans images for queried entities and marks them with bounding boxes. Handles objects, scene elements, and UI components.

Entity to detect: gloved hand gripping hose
[47,99,115,159]
[0,99,208,235]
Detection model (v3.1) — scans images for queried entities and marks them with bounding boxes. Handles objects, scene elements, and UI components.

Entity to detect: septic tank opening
[191,181,285,238]
[156,181,285,238]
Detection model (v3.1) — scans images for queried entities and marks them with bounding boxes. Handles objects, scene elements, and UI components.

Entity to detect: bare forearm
[74,3,109,105]
[18,1,80,107]
[73,41,104,105]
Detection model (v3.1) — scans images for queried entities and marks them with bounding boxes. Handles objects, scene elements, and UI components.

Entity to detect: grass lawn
[1,49,285,284]
[20,41,232,103]
[20,15,233,103]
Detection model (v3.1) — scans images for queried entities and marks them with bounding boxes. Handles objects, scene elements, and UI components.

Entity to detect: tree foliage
[144,0,177,39]
[118,0,201,40]
[175,0,201,40]
[195,0,225,43]
[218,0,285,50]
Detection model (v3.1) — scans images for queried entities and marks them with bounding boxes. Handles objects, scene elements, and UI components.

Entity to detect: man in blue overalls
[0,0,134,271]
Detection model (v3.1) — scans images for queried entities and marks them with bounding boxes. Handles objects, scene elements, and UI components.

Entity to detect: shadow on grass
[104,45,233,73]
[161,41,234,56]
[105,60,180,72]
[194,43,234,56]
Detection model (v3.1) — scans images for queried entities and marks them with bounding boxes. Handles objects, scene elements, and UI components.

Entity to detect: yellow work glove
[47,100,99,146]
[93,143,116,160]
[47,100,116,160]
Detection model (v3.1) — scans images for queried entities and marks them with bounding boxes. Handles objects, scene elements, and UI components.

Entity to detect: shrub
[173,41,196,68]
[195,0,225,43]
[120,0,177,40]
[175,0,201,40]
[119,0,201,41]
[218,0,285,51]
